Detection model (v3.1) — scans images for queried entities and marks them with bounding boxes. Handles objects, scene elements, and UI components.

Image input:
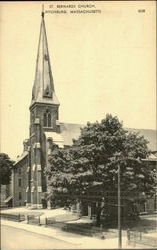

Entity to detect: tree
[45,114,156,223]
[0,153,14,185]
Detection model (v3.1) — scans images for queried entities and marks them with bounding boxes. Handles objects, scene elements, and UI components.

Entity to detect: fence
[63,223,103,237]
[0,213,25,222]
[26,215,41,226]
[128,228,157,248]
[45,218,67,229]
[45,217,105,237]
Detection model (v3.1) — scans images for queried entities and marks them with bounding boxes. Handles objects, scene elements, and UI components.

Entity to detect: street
[1,214,157,249]
[1,225,76,249]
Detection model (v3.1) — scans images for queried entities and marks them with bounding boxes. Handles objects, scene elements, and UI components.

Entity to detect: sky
[0,1,156,160]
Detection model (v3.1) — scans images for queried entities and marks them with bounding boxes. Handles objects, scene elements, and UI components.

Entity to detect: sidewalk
[1,207,69,218]
[1,219,135,249]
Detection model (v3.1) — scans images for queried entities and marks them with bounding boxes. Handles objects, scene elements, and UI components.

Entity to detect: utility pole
[118,163,122,249]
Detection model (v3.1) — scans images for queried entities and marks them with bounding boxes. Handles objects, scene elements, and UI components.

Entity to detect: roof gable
[60,122,157,151]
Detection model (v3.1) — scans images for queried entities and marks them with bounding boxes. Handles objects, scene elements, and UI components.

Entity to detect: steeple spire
[31,8,59,107]
[41,4,44,18]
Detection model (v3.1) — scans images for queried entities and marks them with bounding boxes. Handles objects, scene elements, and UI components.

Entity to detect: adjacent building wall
[12,156,28,207]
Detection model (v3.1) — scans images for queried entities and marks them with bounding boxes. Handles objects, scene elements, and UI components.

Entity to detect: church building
[10,10,157,212]
[12,10,81,209]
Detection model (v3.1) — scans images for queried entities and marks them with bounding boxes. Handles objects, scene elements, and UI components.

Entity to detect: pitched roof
[126,128,157,151]
[14,151,28,165]
[60,122,84,146]
[45,131,64,148]
[60,122,157,151]
[15,124,156,164]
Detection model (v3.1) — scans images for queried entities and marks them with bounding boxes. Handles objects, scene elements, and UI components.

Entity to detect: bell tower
[27,8,60,208]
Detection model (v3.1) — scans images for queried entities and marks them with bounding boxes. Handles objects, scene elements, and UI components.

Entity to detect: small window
[43,113,47,127]
[19,192,22,200]
[18,179,21,187]
[48,113,51,127]
[18,168,21,175]
[43,85,52,98]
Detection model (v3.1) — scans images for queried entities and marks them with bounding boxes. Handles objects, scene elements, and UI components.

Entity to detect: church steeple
[26,7,61,210]
[30,7,59,107]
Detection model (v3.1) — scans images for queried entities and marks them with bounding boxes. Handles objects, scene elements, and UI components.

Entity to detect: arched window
[43,113,47,127]
[48,113,51,127]
[43,110,52,128]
